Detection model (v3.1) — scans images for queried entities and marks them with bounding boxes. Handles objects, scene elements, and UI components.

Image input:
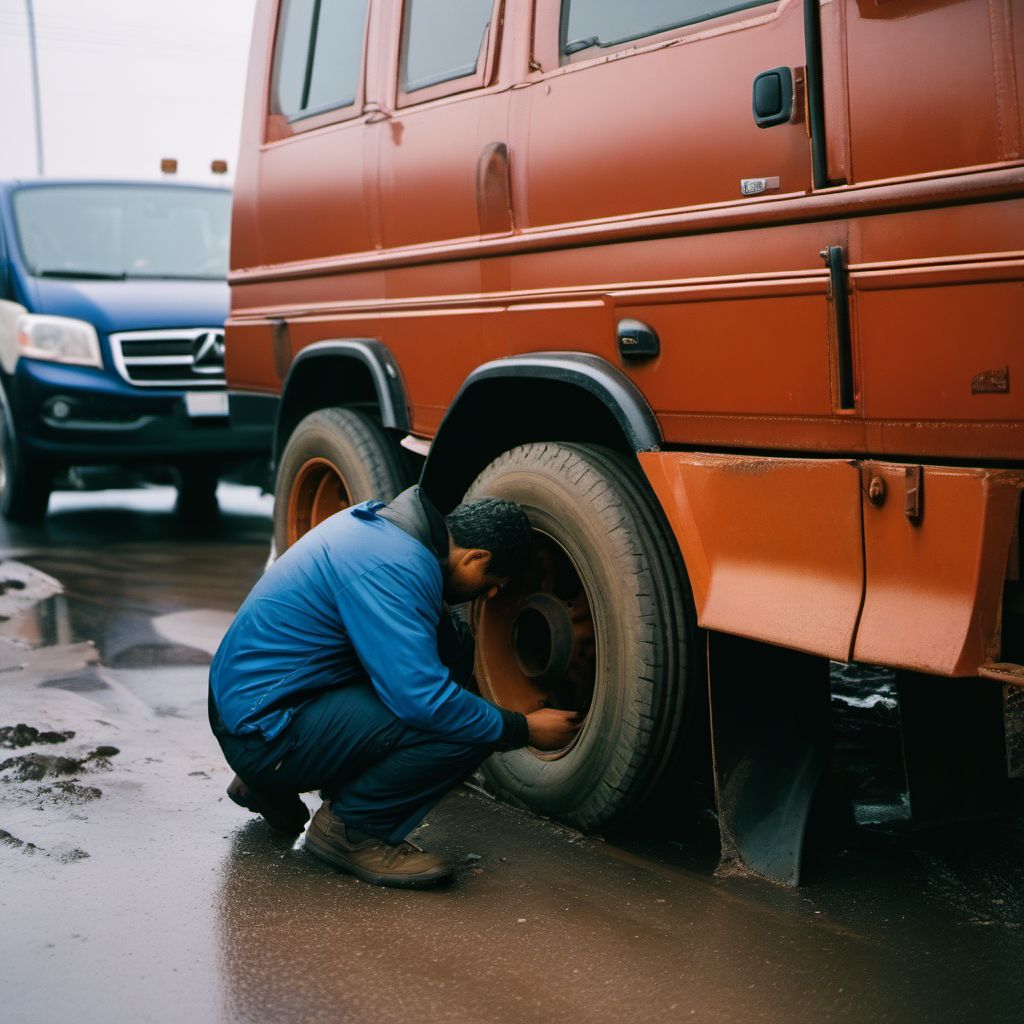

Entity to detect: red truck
[225,0,1024,881]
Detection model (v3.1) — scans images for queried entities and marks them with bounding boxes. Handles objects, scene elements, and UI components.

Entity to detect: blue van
[0,180,272,522]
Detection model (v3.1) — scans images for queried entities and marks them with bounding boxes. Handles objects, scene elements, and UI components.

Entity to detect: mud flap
[895,671,1024,824]
[708,633,832,885]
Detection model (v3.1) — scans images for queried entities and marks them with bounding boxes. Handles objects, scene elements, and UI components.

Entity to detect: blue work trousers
[214,684,493,845]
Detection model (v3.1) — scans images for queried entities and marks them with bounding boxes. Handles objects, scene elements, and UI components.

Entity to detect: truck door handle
[752,67,794,128]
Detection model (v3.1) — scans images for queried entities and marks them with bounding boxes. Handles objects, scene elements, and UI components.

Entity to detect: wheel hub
[511,593,575,685]
[474,532,596,725]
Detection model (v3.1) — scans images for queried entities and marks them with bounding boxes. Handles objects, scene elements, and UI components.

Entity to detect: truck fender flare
[421,352,662,504]
[276,338,410,461]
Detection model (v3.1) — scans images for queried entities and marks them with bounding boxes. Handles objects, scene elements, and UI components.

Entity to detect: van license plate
[185,392,229,417]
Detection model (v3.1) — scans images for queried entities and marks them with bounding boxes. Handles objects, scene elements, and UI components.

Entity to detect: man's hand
[526,708,583,750]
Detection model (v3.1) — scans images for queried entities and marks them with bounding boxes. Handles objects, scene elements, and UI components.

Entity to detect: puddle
[829,661,907,824]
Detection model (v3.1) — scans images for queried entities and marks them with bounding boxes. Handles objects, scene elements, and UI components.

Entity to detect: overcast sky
[0,0,257,184]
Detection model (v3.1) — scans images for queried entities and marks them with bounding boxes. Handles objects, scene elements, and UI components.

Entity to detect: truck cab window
[401,0,494,93]
[562,0,770,56]
[271,0,367,120]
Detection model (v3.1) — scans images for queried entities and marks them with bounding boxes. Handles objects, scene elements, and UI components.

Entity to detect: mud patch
[0,753,86,781]
[53,846,90,863]
[39,781,102,804]
[0,745,116,782]
[0,828,40,853]
[0,723,76,748]
[0,829,88,862]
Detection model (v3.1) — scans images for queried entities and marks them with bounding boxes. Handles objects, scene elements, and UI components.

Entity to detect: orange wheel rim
[473,531,595,758]
[286,458,352,547]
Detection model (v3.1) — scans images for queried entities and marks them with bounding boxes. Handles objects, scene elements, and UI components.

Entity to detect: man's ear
[467,548,491,567]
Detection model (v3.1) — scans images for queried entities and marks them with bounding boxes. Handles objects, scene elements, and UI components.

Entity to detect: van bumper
[8,358,274,465]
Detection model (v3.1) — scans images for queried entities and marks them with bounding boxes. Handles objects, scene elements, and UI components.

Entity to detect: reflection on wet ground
[0,486,272,669]
[0,485,1022,1023]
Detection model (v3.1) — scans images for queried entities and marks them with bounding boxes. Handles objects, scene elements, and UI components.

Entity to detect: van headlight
[16,314,102,369]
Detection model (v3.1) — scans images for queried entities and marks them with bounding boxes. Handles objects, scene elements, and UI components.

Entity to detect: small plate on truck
[185,392,229,417]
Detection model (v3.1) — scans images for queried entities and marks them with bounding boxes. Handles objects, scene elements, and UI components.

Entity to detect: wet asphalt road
[1,486,1023,1024]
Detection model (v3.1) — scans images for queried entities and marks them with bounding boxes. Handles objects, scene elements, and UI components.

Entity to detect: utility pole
[26,0,45,177]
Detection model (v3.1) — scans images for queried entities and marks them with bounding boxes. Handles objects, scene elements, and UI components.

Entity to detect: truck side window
[271,0,368,121]
[400,0,493,93]
[561,0,770,57]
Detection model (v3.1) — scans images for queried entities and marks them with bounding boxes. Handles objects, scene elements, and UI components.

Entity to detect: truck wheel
[464,442,696,833]
[274,408,408,553]
[0,410,50,524]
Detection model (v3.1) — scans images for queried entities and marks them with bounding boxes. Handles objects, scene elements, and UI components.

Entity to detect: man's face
[443,549,509,604]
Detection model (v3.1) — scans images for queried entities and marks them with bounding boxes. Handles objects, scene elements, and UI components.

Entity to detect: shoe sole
[227,786,309,835]
[304,827,453,889]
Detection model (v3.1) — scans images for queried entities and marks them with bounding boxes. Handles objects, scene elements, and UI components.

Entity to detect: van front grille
[109,328,226,388]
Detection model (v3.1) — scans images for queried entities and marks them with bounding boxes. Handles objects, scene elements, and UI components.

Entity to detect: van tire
[0,413,50,524]
[175,465,220,526]
[274,408,408,554]
[464,442,696,833]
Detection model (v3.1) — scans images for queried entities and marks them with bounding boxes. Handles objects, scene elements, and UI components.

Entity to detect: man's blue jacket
[209,487,527,749]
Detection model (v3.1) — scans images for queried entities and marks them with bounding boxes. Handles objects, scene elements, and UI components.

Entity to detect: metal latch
[904,465,922,522]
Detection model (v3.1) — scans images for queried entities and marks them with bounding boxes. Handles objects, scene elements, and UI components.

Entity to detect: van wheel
[464,442,696,833]
[0,412,50,524]
[175,465,220,524]
[274,408,408,554]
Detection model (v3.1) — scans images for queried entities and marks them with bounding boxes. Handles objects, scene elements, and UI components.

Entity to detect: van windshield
[12,184,231,280]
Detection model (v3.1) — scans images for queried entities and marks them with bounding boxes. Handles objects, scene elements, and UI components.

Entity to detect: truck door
[819,0,1023,185]
[255,0,375,266]
[372,0,512,434]
[519,0,813,225]
[816,0,1024,443]
[373,0,510,251]
[512,1,847,434]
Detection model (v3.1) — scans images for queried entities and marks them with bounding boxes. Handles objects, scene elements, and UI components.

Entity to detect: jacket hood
[378,486,449,561]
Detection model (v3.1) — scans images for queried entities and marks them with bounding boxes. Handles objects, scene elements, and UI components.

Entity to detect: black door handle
[752,67,794,128]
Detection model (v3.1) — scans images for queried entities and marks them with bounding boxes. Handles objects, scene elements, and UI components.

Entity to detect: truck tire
[274,408,408,554]
[0,409,50,524]
[464,442,696,833]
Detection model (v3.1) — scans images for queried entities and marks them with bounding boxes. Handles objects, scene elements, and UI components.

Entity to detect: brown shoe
[304,801,453,889]
[227,774,310,834]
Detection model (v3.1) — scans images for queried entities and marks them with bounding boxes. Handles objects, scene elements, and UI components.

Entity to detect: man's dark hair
[445,498,533,578]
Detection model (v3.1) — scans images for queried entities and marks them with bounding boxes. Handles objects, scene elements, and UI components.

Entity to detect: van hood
[24,276,228,334]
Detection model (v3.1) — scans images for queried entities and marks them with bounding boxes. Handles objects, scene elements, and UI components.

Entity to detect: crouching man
[209,485,580,888]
